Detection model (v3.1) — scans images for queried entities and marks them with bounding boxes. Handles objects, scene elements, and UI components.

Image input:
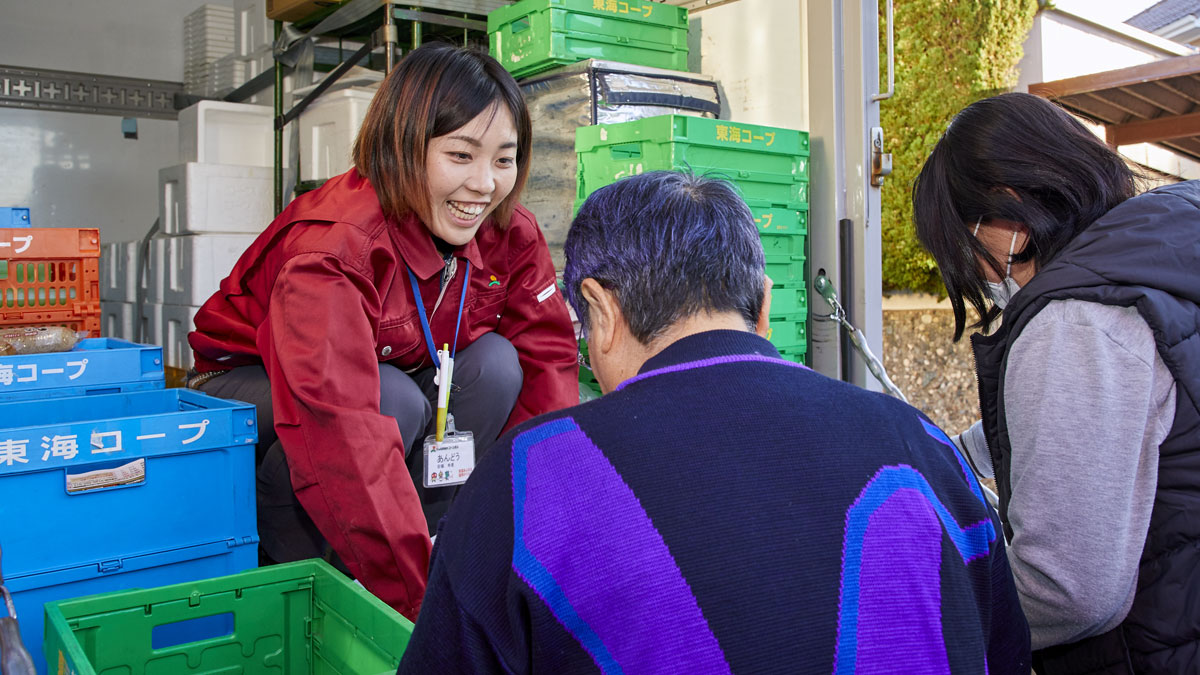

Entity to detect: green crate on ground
[575,115,810,208]
[489,0,688,79]
[43,559,413,675]
[769,283,808,318]
[752,206,807,235]
[768,317,807,350]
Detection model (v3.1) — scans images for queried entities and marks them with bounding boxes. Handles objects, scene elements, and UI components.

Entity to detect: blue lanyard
[406,260,471,371]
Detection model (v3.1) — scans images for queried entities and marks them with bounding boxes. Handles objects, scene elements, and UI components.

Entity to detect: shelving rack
[220,0,504,213]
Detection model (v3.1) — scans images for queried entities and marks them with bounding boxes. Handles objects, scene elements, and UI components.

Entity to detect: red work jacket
[188,169,578,618]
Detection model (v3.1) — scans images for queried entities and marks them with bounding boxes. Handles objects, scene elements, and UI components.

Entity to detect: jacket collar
[389,210,487,280]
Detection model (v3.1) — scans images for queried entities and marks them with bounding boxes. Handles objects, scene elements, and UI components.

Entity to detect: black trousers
[198,332,523,565]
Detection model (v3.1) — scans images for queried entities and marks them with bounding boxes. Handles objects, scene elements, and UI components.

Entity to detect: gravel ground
[882,309,980,435]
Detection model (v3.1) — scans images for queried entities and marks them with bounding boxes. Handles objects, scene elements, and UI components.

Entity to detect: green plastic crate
[489,0,688,79]
[43,559,413,675]
[765,254,806,285]
[753,207,807,235]
[777,345,808,365]
[576,115,810,208]
[578,338,602,402]
[768,318,807,350]
[769,283,808,318]
[761,232,806,259]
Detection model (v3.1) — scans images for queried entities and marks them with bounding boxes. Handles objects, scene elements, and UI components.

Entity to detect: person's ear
[755,274,773,338]
[581,278,621,354]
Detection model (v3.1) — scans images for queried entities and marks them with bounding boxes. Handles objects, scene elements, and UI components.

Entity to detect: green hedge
[881,0,1038,293]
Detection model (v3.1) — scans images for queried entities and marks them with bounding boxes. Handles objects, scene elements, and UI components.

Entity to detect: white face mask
[975,219,1022,310]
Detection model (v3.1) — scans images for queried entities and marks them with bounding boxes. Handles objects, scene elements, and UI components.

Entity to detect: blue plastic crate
[0,388,258,673]
[0,388,257,576]
[10,540,257,675]
[0,338,165,402]
[0,207,31,227]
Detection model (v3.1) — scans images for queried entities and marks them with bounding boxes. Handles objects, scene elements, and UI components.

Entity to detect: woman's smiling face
[422,102,518,246]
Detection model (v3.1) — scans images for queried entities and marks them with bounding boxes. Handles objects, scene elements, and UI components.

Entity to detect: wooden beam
[1060,94,1130,125]
[1125,81,1194,115]
[1109,110,1200,146]
[1157,77,1200,108]
[1029,54,1200,99]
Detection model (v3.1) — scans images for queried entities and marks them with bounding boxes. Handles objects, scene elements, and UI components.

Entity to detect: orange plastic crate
[1,228,102,334]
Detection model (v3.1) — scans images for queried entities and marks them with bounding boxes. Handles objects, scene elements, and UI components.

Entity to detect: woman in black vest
[912,92,1200,674]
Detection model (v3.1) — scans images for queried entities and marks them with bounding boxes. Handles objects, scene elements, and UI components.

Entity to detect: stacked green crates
[488,0,689,79]
[575,114,810,362]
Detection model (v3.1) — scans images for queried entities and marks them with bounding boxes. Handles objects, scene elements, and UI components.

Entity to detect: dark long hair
[353,42,531,229]
[912,92,1139,340]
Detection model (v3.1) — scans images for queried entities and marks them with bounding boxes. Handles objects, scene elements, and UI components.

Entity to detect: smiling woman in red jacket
[185,43,578,620]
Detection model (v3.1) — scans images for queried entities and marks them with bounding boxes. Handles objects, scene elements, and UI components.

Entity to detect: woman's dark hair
[912,92,1140,340]
[353,42,531,228]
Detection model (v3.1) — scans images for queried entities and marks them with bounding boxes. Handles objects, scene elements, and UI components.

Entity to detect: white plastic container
[178,101,275,167]
[162,233,256,306]
[101,301,136,341]
[100,241,140,303]
[159,163,274,235]
[299,87,376,181]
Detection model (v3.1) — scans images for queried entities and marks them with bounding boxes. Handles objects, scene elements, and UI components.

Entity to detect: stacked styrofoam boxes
[144,101,273,372]
[299,86,377,181]
[233,0,298,106]
[184,4,237,98]
[99,241,141,340]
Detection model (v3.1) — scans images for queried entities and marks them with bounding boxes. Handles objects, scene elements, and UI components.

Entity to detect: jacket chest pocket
[376,316,423,362]
[468,287,508,333]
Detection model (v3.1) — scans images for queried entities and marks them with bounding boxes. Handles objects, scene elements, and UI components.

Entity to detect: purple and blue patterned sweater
[398,330,1031,674]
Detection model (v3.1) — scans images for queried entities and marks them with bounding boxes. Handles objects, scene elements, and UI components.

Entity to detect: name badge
[423,431,475,488]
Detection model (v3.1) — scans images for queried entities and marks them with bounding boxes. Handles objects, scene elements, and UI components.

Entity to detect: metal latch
[870,127,892,187]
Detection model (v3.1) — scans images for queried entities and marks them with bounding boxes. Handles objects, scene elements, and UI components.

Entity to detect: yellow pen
[435,342,452,442]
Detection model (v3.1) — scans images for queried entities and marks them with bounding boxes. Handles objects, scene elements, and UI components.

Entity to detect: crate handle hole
[512,18,531,33]
[151,612,235,650]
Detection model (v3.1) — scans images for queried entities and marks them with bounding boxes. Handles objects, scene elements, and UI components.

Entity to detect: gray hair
[563,170,766,344]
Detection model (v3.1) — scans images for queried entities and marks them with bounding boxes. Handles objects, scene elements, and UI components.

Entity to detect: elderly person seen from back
[397,170,1031,674]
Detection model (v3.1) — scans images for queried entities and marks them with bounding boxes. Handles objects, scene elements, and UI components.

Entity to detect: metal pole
[384,1,396,72]
[412,7,422,51]
[274,20,284,215]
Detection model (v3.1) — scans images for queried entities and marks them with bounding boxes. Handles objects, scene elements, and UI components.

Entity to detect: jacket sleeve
[1003,301,1173,649]
[260,252,431,619]
[495,222,579,432]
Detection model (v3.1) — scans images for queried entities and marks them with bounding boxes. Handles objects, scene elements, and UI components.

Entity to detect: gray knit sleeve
[1003,300,1175,650]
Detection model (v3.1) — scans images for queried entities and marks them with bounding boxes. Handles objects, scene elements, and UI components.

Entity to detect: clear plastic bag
[0,326,89,355]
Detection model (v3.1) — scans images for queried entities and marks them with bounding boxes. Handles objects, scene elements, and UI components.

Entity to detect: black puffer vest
[972,181,1200,674]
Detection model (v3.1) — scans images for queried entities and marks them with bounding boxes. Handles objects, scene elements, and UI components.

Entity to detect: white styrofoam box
[101,301,136,340]
[163,233,256,306]
[299,87,377,181]
[144,236,168,304]
[177,100,274,166]
[164,303,201,370]
[141,301,164,349]
[140,302,200,369]
[100,240,140,303]
[159,163,273,235]
[235,0,272,58]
